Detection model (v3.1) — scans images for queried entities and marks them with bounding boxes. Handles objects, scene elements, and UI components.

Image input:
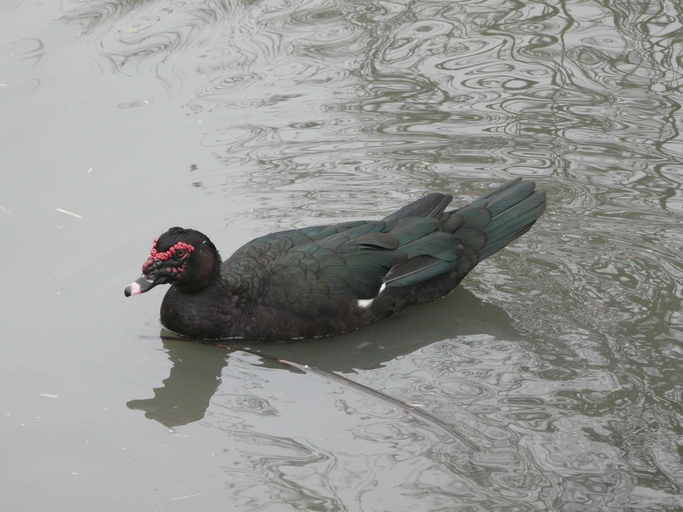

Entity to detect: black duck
[125,179,545,340]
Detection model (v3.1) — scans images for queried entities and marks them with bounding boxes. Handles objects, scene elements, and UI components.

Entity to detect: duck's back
[219,220,373,297]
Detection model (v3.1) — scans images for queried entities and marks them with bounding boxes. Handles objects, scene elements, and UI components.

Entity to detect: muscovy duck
[125,179,545,340]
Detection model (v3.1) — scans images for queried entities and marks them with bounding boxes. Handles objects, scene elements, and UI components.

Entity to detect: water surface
[2,0,682,510]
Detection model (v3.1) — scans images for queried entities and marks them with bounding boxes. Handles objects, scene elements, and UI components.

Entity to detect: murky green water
[2,0,682,510]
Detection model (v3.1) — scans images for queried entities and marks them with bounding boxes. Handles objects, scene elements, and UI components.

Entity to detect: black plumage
[125,179,546,340]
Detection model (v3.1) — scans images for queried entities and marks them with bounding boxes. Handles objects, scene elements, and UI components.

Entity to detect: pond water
[2,0,682,510]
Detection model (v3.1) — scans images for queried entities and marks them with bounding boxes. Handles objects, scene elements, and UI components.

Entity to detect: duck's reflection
[127,340,229,427]
[260,286,521,373]
[128,287,520,427]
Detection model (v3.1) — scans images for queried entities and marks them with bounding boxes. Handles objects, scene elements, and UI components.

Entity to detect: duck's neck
[175,245,222,294]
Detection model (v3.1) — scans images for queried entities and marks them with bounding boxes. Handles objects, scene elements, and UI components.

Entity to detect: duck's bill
[124,276,160,297]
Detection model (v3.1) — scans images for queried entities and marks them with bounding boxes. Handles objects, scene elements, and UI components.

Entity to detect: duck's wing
[260,217,463,316]
[220,193,457,300]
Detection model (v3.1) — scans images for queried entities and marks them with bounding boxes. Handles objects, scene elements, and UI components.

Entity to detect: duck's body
[126,179,545,340]
[158,220,464,339]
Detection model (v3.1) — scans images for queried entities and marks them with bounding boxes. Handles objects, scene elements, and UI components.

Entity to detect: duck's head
[125,227,220,297]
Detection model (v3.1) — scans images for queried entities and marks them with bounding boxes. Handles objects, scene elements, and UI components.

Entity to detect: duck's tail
[440,178,546,274]
[377,179,545,291]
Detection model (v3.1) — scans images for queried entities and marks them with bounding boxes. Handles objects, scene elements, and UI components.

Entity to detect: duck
[125,178,545,340]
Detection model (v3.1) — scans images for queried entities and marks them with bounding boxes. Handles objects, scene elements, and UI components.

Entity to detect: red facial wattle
[142,239,195,275]
[124,239,196,297]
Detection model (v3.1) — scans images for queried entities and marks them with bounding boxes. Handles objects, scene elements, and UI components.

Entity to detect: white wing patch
[356,281,388,309]
[357,298,374,308]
